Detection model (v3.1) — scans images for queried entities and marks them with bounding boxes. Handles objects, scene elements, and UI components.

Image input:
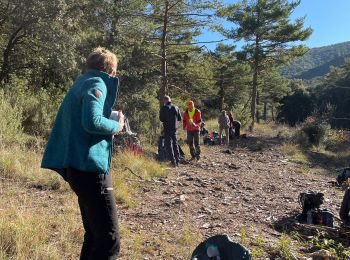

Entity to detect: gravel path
[119,133,345,259]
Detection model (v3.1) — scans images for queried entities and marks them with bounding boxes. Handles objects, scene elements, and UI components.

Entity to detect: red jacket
[183,109,201,132]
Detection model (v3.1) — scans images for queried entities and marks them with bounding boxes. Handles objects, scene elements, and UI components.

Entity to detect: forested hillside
[282,41,350,80]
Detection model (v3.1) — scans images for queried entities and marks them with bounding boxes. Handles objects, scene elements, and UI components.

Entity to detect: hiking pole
[124,167,143,180]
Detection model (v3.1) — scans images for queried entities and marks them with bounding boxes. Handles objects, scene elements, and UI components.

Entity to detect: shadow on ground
[231,135,283,152]
[304,150,350,171]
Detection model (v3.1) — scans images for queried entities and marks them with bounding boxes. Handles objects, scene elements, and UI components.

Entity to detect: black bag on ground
[191,235,251,260]
[336,168,350,186]
[157,136,168,161]
[157,136,185,161]
[299,191,324,216]
[229,127,235,139]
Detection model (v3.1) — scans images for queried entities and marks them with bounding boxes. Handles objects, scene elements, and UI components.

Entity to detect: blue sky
[198,0,350,50]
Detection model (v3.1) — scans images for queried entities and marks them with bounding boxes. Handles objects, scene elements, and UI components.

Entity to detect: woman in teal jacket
[42,47,124,260]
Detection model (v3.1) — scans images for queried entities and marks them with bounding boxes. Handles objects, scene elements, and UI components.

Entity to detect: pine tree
[212,44,251,111]
[219,0,312,129]
[146,0,220,106]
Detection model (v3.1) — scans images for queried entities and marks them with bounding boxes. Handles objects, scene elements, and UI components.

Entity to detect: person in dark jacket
[228,111,241,138]
[340,188,350,225]
[42,47,123,260]
[183,100,202,160]
[159,95,182,167]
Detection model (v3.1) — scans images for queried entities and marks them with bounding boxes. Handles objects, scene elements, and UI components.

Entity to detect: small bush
[297,116,329,147]
[323,130,348,151]
[233,104,251,129]
[0,90,24,146]
[281,143,309,163]
[6,76,65,136]
[271,234,297,260]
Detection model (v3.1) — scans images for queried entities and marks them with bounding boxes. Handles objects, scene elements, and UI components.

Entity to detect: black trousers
[164,131,180,164]
[231,121,241,137]
[66,167,120,260]
[187,131,200,159]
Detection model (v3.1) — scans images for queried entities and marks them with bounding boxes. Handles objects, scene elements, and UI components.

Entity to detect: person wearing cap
[159,95,182,167]
[183,100,202,160]
[218,110,230,145]
[41,47,123,259]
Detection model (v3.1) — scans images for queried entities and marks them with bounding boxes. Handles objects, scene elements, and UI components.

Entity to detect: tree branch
[167,39,228,46]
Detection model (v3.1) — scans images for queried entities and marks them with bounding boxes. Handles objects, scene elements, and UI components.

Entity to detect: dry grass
[111,151,166,206]
[119,223,202,259]
[0,143,171,259]
[280,143,309,164]
[0,183,82,260]
[254,123,294,139]
[0,143,66,190]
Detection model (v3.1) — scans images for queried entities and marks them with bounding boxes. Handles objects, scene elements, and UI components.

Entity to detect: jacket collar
[186,108,198,114]
[86,69,119,96]
[86,69,119,106]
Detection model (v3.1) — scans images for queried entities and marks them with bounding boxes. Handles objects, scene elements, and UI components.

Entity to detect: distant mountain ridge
[282,41,350,80]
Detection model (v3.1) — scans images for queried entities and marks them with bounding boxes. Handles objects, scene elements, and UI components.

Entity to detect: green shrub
[323,130,347,151]
[0,90,24,146]
[233,103,251,128]
[277,89,314,126]
[297,116,329,147]
[6,76,65,136]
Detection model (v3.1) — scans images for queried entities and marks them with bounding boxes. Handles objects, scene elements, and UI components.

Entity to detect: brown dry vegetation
[1,123,350,259]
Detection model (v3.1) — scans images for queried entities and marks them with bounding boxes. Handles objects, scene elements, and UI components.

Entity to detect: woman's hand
[112,111,125,136]
[117,111,125,132]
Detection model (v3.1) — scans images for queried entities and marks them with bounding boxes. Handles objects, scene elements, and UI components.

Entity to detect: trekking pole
[124,167,144,180]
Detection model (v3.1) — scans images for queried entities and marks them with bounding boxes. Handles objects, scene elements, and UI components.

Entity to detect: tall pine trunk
[250,34,260,131]
[219,67,225,110]
[159,0,169,108]
[263,102,267,122]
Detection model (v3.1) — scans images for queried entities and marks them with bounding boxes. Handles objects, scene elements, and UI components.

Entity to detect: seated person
[340,188,350,225]
[200,122,209,136]
[228,111,241,138]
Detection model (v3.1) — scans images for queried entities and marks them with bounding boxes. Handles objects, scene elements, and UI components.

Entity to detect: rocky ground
[119,133,347,259]
[2,132,346,259]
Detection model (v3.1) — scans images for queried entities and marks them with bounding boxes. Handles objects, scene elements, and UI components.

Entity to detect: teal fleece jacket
[41,70,121,178]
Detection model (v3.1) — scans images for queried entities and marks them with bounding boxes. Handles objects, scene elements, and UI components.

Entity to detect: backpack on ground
[299,191,324,216]
[157,136,185,161]
[298,191,334,227]
[157,136,167,161]
[229,127,235,139]
[113,118,142,154]
[312,209,334,227]
[336,168,350,186]
[191,235,251,260]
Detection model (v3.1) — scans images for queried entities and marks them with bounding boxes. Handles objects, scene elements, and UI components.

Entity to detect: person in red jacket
[183,100,202,160]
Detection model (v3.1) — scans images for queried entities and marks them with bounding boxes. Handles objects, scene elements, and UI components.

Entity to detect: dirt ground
[1,132,347,259]
[119,132,346,259]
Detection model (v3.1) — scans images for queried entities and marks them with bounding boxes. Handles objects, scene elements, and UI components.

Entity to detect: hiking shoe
[171,162,179,168]
[196,156,201,161]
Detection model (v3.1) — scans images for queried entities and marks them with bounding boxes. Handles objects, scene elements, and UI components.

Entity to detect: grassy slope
[1,123,349,259]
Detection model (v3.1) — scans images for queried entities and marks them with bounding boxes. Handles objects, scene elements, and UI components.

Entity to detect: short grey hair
[163,95,171,103]
[86,47,118,74]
